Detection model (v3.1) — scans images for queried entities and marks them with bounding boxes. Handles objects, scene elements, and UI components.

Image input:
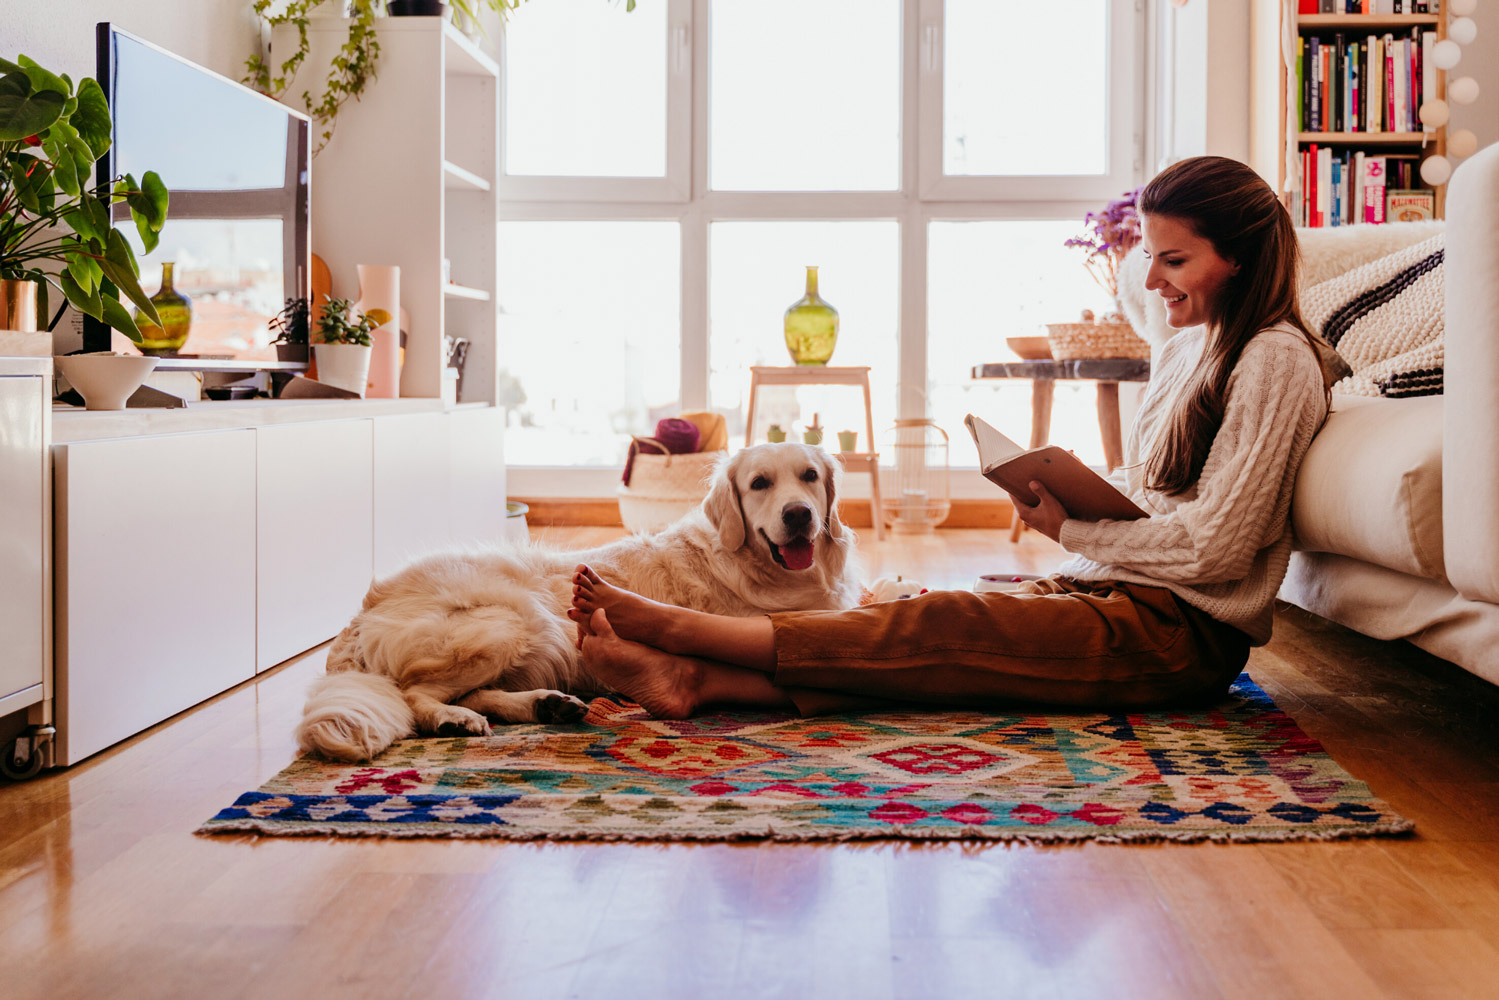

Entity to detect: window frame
[499,0,1148,500]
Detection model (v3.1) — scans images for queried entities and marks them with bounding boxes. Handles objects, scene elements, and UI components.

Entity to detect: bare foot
[569,564,683,649]
[578,609,701,719]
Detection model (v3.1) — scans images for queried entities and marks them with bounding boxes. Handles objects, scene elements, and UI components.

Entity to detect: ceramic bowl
[1006,336,1053,360]
[55,354,160,410]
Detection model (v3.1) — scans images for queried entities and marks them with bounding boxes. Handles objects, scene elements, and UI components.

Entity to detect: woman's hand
[1011,481,1069,541]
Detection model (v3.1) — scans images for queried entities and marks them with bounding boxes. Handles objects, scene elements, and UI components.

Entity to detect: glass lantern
[879,419,951,534]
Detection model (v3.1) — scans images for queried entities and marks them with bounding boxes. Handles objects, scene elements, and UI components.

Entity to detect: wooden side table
[745,365,884,540]
[971,358,1151,542]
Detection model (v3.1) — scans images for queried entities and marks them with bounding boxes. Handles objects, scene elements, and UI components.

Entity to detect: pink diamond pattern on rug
[604,734,792,779]
[859,738,1038,784]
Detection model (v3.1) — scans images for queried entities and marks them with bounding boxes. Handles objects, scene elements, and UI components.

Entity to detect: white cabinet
[275,17,499,404]
[373,412,452,577]
[0,359,49,717]
[50,403,504,765]
[54,430,258,766]
[256,420,374,671]
[448,405,507,547]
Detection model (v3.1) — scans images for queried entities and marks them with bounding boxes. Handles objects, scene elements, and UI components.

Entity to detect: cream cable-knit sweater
[1058,323,1327,644]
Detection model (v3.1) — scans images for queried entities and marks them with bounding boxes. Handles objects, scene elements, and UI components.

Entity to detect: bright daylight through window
[498,0,1139,490]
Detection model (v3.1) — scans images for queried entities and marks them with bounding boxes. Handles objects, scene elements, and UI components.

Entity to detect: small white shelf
[444,23,498,78]
[443,160,492,191]
[443,282,491,301]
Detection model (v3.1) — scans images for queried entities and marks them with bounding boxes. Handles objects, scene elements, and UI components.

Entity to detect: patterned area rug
[199,674,1411,842]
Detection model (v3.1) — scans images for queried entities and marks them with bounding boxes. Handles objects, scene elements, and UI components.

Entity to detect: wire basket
[877,419,951,534]
[1045,320,1150,360]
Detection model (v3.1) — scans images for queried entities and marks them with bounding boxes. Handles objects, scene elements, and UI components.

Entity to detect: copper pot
[0,278,38,332]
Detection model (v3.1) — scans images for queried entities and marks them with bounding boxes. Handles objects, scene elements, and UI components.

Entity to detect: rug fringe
[195,817,1415,844]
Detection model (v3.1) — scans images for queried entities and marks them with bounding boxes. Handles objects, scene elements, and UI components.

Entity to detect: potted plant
[313,294,389,395]
[0,55,169,353]
[268,296,311,363]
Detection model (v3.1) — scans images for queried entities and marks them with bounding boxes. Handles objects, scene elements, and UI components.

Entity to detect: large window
[499,0,1144,497]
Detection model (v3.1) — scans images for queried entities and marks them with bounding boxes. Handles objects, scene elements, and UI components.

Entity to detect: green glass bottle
[135,262,193,355]
[783,265,839,366]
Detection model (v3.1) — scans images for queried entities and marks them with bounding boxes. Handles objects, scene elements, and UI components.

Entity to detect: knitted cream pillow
[1300,232,1445,398]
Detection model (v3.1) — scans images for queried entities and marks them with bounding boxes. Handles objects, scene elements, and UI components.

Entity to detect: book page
[964,414,1024,472]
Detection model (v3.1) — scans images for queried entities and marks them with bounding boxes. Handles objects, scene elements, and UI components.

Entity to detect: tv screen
[87,24,311,371]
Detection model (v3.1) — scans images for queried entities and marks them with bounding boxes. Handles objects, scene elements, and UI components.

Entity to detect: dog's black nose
[782,503,813,530]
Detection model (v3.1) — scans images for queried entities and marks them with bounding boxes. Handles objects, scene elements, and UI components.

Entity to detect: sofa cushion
[1292,393,1445,581]
[1301,233,1445,399]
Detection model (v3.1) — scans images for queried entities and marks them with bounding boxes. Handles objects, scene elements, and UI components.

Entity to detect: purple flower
[1065,186,1143,297]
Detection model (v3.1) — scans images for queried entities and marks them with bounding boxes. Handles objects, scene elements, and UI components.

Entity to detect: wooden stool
[745,365,884,540]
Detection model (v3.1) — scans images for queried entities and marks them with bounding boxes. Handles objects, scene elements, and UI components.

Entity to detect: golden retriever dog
[296,442,862,761]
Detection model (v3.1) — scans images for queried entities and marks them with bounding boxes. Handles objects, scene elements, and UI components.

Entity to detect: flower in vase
[1063,187,1143,299]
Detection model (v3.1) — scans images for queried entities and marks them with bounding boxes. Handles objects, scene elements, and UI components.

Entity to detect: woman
[567,156,1335,720]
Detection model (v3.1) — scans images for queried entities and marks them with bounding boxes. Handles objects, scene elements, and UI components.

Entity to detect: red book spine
[1310,143,1320,227]
[1386,45,1396,132]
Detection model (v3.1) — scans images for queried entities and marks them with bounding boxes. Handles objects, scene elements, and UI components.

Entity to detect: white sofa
[1117,142,1499,685]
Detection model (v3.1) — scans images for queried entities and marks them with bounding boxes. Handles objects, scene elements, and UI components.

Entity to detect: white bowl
[56,354,160,410]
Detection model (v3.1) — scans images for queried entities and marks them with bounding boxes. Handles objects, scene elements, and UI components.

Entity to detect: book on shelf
[1363,155,1387,222]
[964,414,1146,523]
[1387,189,1435,221]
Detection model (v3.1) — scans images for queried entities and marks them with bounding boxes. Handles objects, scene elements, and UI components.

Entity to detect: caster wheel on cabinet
[2,737,46,781]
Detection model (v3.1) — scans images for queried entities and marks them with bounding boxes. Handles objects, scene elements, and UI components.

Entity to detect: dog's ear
[819,449,845,539]
[704,453,748,551]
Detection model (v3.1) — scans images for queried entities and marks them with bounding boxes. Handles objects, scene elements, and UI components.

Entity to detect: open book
[964,414,1147,522]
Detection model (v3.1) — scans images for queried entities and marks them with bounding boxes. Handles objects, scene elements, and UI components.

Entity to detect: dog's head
[703,442,846,571]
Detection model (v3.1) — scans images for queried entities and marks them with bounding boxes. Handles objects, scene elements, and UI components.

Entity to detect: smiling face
[703,443,841,572]
[1140,213,1240,331]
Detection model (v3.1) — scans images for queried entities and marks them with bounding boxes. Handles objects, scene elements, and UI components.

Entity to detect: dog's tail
[295,672,414,762]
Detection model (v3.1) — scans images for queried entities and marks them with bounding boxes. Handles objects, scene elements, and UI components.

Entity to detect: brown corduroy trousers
[768,577,1251,716]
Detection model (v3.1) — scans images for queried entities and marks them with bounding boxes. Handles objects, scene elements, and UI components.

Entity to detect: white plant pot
[55,354,160,410]
[314,343,372,397]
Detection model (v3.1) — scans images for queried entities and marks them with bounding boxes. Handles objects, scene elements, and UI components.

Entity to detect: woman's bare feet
[569,564,683,649]
[577,608,701,719]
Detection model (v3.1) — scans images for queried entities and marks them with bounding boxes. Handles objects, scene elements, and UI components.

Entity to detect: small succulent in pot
[0,54,169,340]
[316,294,388,345]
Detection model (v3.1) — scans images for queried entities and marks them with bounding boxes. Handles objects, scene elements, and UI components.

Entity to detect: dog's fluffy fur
[296,442,862,761]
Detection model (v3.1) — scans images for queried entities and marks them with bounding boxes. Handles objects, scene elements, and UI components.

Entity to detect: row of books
[1294,148,1435,227]
[1299,1,1440,12]
[1300,29,1436,133]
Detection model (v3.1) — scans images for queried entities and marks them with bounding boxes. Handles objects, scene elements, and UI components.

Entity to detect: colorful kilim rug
[199,674,1412,842]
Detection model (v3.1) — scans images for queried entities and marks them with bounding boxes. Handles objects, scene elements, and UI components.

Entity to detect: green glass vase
[135,262,193,355]
[783,265,839,366]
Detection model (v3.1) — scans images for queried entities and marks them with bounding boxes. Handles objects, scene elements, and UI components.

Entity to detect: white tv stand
[49,398,506,766]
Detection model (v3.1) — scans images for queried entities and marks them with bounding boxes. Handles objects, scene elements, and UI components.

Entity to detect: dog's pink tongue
[781,537,815,571]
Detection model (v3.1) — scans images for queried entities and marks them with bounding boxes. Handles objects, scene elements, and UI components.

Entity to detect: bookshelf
[1250,3,1447,224]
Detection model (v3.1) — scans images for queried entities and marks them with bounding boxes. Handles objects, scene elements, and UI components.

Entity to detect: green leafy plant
[0,55,169,341]
[246,0,383,155]
[268,296,311,346]
[317,295,388,346]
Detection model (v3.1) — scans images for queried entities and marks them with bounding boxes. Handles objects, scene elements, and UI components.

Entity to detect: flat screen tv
[86,24,311,373]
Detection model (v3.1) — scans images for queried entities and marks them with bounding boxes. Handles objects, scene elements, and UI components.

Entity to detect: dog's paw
[535,692,589,724]
[429,705,493,739]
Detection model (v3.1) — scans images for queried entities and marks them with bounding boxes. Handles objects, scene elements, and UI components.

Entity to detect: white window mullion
[681,203,709,411]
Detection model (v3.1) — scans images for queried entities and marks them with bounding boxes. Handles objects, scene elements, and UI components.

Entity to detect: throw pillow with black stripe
[1300,232,1445,399]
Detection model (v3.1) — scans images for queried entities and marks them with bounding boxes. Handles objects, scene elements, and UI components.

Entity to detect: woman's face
[1140,213,1239,330]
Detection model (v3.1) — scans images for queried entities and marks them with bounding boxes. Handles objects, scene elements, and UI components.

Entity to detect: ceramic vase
[0,278,50,357]
[313,343,372,397]
[134,262,194,355]
[783,265,839,365]
[355,264,400,398]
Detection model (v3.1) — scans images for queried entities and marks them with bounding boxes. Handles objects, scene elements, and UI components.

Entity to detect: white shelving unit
[272,16,500,404]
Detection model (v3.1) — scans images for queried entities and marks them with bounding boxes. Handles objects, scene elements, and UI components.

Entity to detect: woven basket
[617,450,723,533]
[1045,320,1151,360]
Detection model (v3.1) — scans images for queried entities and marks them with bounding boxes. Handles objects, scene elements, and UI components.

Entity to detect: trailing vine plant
[245,0,382,155]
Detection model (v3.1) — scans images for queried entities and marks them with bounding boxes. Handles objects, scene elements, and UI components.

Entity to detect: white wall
[6,0,257,88]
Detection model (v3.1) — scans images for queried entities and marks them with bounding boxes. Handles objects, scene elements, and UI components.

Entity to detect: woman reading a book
[567,156,1335,719]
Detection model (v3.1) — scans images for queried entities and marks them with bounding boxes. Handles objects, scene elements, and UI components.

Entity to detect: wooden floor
[4,526,1499,999]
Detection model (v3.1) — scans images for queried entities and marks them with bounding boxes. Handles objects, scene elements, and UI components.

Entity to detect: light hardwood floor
[3,526,1498,1000]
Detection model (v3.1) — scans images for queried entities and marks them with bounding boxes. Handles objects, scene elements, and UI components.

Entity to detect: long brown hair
[1138,156,1322,495]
